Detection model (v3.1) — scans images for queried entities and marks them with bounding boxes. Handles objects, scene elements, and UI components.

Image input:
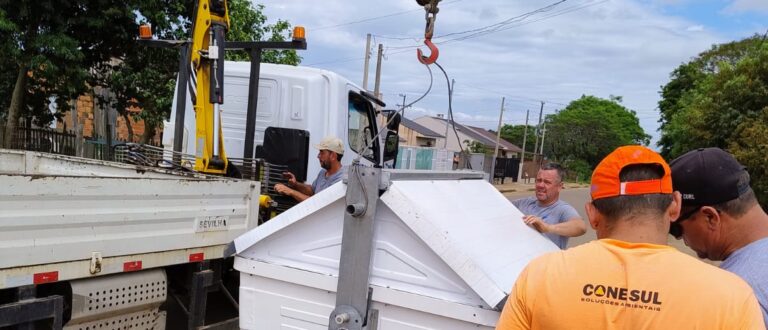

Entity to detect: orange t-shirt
[496,239,765,330]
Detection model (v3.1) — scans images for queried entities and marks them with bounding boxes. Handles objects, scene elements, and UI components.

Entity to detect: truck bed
[0,149,258,289]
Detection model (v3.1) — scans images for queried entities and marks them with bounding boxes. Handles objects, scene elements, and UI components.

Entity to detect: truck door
[347,92,380,165]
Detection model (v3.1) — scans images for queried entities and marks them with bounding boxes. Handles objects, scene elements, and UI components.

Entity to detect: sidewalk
[493,180,536,194]
[492,179,588,194]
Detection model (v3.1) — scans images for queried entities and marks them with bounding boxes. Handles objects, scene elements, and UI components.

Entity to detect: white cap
[315,136,344,155]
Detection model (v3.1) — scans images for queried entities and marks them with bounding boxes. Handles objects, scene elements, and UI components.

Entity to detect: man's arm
[291,182,314,196]
[543,216,586,237]
[274,170,314,202]
[522,213,586,237]
[274,183,312,202]
[282,172,314,196]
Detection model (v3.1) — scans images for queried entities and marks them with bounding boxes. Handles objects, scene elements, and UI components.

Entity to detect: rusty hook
[417,38,439,65]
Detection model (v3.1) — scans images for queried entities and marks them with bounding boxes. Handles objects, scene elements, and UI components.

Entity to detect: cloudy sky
[253,0,768,147]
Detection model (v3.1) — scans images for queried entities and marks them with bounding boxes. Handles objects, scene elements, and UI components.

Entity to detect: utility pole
[362,34,371,90]
[517,109,529,183]
[532,101,544,169]
[442,79,455,150]
[373,44,384,109]
[398,93,409,118]
[491,97,505,184]
[538,122,547,167]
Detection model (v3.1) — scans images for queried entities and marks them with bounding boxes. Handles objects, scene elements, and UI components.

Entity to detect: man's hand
[523,215,552,234]
[282,172,297,187]
[274,183,294,197]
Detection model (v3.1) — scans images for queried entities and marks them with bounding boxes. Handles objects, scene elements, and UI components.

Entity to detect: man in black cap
[670,147,768,325]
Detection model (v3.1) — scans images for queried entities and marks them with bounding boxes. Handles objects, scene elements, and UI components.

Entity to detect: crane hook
[417,38,439,65]
[416,0,440,65]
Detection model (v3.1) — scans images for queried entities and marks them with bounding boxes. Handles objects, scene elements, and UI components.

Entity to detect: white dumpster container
[234,178,558,329]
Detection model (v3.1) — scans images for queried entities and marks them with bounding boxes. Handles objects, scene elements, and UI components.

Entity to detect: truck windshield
[348,92,375,161]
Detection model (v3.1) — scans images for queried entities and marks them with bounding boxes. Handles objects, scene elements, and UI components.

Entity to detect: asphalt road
[505,186,714,263]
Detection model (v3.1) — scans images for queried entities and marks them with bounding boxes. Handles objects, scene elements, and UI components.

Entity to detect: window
[348,92,376,162]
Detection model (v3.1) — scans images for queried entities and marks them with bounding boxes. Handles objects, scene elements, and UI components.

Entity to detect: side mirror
[386,111,401,131]
[383,131,399,166]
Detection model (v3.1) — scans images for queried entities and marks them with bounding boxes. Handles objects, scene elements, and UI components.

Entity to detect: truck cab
[163,62,393,182]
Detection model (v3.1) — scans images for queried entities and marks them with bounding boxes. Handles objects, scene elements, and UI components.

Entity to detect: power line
[381,0,568,49]
[314,9,420,31]
[307,1,602,67]
[304,56,366,66]
[376,0,567,43]
[440,0,607,46]
[383,0,606,51]
[313,0,464,31]
[372,35,423,41]
[460,83,568,107]
[492,0,608,34]
[436,0,567,39]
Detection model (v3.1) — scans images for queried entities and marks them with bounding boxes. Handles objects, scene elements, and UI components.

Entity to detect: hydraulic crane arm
[139,1,306,178]
[189,0,232,175]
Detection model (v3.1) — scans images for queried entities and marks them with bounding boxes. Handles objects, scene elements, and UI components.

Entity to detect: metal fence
[396,146,453,171]
[7,123,161,162]
[11,126,77,156]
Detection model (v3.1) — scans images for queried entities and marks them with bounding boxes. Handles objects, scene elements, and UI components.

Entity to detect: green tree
[657,35,768,206]
[103,47,179,143]
[1,0,301,146]
[0,1,136,147]
[657,35,765,158]
[115,0,301,142]
[500,124,536,159]
[226,0,301,65]
[104,0,301,143]
[463,140,488,154]
[0,9,18,122]
[543,95,649,178]
[98,0,193,143]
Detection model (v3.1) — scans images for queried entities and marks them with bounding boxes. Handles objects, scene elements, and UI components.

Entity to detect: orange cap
[590,145,672,200]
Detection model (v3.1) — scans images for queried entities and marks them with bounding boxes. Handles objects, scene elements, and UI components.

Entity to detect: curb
[495,184,587,194]
[497,187,535,193]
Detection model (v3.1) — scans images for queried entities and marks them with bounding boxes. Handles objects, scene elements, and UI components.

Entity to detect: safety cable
[352,160,369,216]
[349,63,436,216]
[434,61,470,169]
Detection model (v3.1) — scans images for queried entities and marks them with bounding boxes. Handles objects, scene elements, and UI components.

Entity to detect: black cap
[670,148,750,206]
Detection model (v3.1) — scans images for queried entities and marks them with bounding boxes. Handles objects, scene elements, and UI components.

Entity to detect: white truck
[0,61,557,329]
[0,148,257,328]
[163,61,380,179]
[0,61,374,328]
[170,62,560,329]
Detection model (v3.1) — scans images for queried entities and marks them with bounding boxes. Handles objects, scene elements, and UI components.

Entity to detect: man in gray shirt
[274,136,345,202]
[512,163,586,249]
[670,147,768,325]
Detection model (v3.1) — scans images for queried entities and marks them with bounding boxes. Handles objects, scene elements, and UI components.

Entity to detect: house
[413,115,522,158]
[398,116,445,147]
[465,124,523,157]
[56,91,162,143]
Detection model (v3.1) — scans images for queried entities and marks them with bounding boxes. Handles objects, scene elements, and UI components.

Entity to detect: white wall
[413,117,471,153]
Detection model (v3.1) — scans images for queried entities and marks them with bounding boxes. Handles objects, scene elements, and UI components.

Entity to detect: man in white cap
[274,136,345,202]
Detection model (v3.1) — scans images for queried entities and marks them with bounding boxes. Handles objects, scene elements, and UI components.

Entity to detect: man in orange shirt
[496,145,763,329]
